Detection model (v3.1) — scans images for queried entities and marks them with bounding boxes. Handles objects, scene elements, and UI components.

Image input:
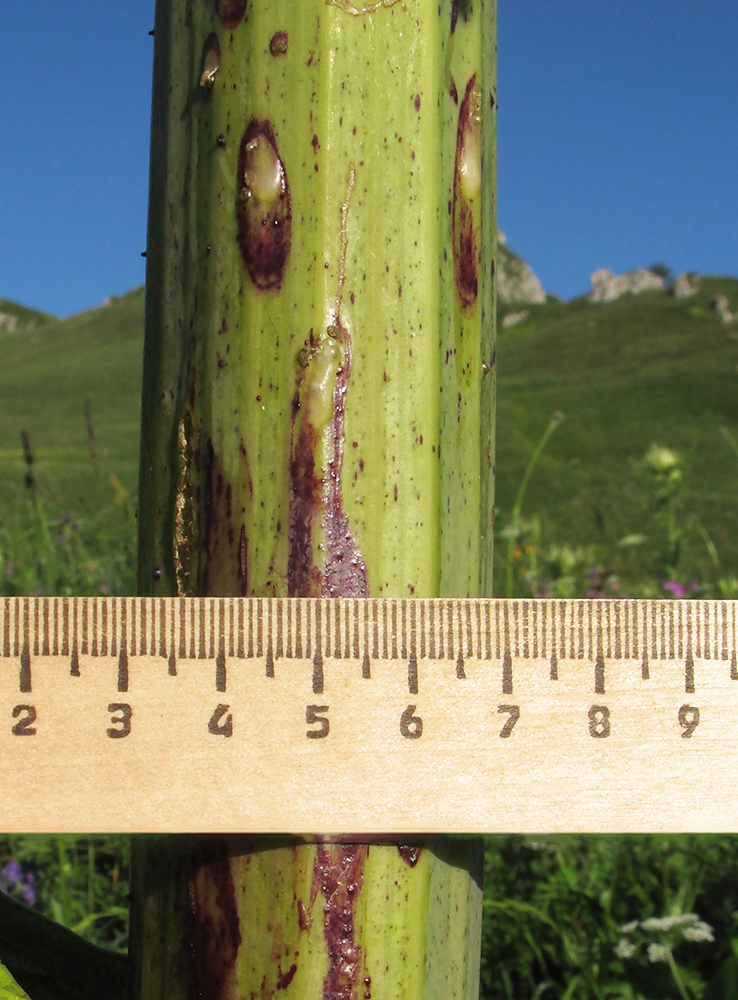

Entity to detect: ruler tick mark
[117,645,129,693]
[685,651,695,694]
[549,654,558,681]
[70,643,80,677]
[362,649,370,679]
[20,645,31,693]
[216,646,226,693]
[594,653,605,695]
[456,653,466,679]
[265,644,274,678]
[502,650,513,695]
[408,652,418,695]
[313,651,324,695]
[641,651,649,680]
[731,651,737,681]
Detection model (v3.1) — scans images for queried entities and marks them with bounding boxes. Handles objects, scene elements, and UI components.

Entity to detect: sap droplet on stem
[459,90,482,200]
[235,120,292,291]
[241,134,283,203]
[200,33,221,90]
[452,74,482,309]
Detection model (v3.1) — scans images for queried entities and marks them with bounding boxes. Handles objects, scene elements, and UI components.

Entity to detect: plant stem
[132,1,496,998]
[666,945,693,1000]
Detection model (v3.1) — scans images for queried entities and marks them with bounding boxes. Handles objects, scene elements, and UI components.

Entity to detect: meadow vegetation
[2,277,738,998]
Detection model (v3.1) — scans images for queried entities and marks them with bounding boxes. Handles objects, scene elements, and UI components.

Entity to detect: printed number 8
[588,704,610,738]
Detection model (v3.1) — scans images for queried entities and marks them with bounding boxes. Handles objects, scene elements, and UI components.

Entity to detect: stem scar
[326,0,405,14]
[288,165,369,598]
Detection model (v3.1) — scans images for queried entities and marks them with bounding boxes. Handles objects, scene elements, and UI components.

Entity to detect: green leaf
[0,962,31,1000]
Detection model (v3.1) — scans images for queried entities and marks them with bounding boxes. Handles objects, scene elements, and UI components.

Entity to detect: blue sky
[1,0,736,317]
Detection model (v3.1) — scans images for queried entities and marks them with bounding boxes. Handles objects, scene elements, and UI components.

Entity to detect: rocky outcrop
[589,268,664,303]
[497,234,546,305]
[501,309,530,328]
[0,299,56,335]
[711,294,734,324]
[672,272,699,299]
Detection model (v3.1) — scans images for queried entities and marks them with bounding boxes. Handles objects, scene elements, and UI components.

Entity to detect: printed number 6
[400,705,423,739]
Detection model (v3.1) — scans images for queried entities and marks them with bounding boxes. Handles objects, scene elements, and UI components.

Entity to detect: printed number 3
[108,703,132,739]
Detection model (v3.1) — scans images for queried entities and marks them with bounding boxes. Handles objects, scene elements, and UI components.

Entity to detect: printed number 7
[498,704,520,738]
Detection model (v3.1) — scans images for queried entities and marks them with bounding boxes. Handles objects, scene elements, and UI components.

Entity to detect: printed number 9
[678,704,700,739]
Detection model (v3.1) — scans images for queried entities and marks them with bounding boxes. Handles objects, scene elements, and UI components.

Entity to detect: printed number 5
[306,705,329,738]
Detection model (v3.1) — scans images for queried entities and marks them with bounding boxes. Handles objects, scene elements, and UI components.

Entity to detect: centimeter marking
[3,597,738,834]
[4,597,738,690]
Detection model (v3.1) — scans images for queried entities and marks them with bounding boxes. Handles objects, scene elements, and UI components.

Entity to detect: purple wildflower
[21,871,36,906]
[661,580,700,599]
[2,859,22,885]
[0,858,37,906]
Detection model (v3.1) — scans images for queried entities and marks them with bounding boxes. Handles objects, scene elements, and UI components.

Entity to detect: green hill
[1,271,737,597]
[0,288,144,509]
[494,274,738,594]
[0,298,56,336]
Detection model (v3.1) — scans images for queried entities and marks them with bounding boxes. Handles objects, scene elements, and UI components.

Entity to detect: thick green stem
[129,837,483,1000]
[133,1,495,998]
[137,0,496,598]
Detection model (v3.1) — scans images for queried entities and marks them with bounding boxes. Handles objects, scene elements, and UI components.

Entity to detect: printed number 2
[12,705,37,736]
[107,703,132,739]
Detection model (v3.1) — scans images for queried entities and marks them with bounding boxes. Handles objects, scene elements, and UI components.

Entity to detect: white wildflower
[615,939,637,959]
[682,921,714,943]
[620,920,638,934]
[647,943,670,963]
[640,914,693,933]
[643,444,681,476]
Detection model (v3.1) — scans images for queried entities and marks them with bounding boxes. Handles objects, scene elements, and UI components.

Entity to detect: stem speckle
[216,0,247,30]
[270,31,289,56]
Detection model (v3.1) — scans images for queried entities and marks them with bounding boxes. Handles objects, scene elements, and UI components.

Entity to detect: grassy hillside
[1,275,738,596]
[0,298,56,335]
[0,289,143,594]
[0,288,143,510]
[494,276,738,594]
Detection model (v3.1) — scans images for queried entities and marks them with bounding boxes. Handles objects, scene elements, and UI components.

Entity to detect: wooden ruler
[2,597,737,833]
